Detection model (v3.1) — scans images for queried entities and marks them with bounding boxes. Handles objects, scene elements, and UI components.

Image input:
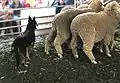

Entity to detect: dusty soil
[0,35,120,83]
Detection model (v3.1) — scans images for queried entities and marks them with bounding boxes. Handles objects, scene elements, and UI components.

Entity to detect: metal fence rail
[0,7,56,36]
[0,15,54,30]
[0,0,83,36]
[0,1,84,43]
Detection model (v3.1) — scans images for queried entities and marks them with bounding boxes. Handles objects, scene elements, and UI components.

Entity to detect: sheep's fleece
[70,1,120,64]
[44,0,104,58]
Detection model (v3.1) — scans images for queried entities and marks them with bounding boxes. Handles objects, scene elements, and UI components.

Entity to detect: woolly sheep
[44,0,103,58]
[70,1,120,64]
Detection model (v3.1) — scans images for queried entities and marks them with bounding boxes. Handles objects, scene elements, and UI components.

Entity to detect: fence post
[74,0,82,8]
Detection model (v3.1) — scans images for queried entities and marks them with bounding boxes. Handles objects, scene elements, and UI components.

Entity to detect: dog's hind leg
[22,56,25,65]
[21,47,29,67]
[45,28,57,54]
[31,37,35,48]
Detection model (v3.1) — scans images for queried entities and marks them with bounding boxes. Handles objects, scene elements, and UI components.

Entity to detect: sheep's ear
[28,15,32,22]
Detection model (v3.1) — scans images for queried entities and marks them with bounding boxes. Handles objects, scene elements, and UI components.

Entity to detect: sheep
[70,1,120,64]
[44,0,104,58]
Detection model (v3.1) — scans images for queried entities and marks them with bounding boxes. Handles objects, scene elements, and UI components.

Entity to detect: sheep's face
[104,1,120,21]
[89,0,104,12]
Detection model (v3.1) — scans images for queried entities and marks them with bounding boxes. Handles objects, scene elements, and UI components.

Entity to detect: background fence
[0,7,56,37]
[0,0,83,37]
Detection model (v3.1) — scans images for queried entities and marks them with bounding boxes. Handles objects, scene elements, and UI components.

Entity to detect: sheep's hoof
[107,54,112,57]
[74,55,79,59]
[58,54,63,58]
[46,51,49,55]
[100,49,103,53]
[92,60,98,64]
[45,50,49,55]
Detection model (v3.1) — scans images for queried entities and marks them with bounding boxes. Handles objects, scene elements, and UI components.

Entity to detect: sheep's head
[89,0,104,12]
[104,1,120,20]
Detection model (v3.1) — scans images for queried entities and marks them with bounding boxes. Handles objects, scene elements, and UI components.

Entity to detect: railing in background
[20,7,56,36]
[0,7,56,37]
[0,0,83,37]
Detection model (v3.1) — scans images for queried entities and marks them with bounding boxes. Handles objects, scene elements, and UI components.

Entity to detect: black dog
[12,16,37,68]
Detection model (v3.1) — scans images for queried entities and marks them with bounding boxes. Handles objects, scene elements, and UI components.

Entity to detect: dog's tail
[12,41,20,69]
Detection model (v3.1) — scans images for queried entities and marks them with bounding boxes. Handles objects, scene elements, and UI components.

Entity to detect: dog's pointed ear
[33,17,38,26]
[28,16,32,22]
[33,17,35,21]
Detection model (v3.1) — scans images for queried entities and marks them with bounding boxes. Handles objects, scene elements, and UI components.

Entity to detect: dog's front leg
[26,47,30,60]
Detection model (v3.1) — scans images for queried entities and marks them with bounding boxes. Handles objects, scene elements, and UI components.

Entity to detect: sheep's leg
[54,35,64,58]
[99,41,104,53]
[103,35,112,57]
[110,41,114,51]
[80,32,97,64]
[110,36,114,51]
[83,42,97,64]
[45,38,51,54]
[105,44,111,57]
[45,28,57,54]
[99,44,103,53]
[70,34,79,58]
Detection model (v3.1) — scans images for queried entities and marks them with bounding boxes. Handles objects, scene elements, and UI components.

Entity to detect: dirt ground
[0,35,120,83]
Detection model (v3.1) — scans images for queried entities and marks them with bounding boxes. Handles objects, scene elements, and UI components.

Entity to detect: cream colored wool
[44,0,103,58]
[70,1,120,64]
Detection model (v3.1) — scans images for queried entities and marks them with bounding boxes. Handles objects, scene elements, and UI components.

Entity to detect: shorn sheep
[44,0,104,58]
[70,1,120,64]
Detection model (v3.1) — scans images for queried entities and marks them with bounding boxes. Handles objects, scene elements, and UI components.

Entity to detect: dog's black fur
[12,16,37,68]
